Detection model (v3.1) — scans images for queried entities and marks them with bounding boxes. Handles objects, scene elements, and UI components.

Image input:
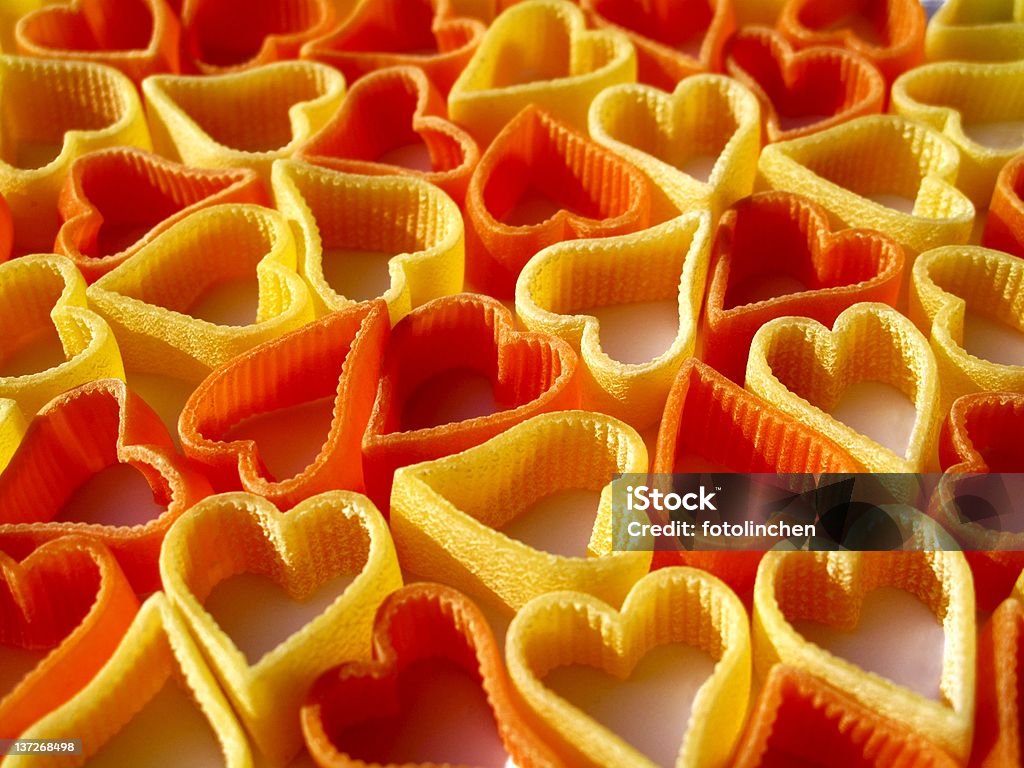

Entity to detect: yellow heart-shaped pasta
[506,567,751,768]
[589,75,760,219]
[516,211,712,430]
[9,593,253,768]
[87,204,314,381]
[927,0,1024,63]
[448,0,636,144]
[391,410,649,615]
[272,158,464,324]
[0,55,150,254]
[746,303,941,473]
[910,245,1024,411]
[753,550,975,761]
[758,115,974,256]
[143,61,346,180]
[159,490,401,764]
[0,254,124,415]
[892,60,1024,206]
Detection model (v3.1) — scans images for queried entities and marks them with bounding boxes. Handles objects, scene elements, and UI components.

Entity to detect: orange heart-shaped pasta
[361,293,580,508]
[55,147,267,283]
[178,301,388,508]
[0,379,212,592]
[302,583,562,767]
[0,537,138,741]
[181,0,335,74]
[579,0,735,90]
[14,0,181,82]
[301,0,487,96]
[725,26,885,142]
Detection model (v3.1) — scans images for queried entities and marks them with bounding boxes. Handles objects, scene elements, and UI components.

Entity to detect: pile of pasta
[1,0,1023,765]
